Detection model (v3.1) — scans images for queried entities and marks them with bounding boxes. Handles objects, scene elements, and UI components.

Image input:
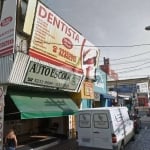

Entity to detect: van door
[119,107,134,143]
[92,111,112,149]
[77,110,93,147]
[111,108,126,143]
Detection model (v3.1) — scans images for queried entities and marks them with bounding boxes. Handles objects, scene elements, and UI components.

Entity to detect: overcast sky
[41,0,150,80]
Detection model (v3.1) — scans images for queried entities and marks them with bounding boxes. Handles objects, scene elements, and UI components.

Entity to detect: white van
[76,107,135,150]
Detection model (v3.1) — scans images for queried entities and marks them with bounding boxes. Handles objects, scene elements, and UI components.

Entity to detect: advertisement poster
[29,2,85,74]
[94,69,106,93]
[0,0,16,57]
[82,40,100,80]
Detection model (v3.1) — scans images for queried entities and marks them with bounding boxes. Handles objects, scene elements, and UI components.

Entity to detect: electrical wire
[38,40,150,62]
[114,61,150,71]
[110,50,150,61]
[100,49,150,62]
[41,41,150,48]
[111,59,150,65]
[37,40,150,77]
[117,65,150,74]
[118,75,150,80]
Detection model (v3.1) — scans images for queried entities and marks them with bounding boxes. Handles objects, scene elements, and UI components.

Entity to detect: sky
[41,0,150,80]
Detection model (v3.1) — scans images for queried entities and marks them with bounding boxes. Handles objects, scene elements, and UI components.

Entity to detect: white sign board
[0,0,16,57]
[136,82,149,93]
[24,60,83,92]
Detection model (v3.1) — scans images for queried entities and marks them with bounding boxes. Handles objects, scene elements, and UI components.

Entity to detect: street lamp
[145,26,150,31]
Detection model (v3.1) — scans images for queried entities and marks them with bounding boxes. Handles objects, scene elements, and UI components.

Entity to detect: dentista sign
[24,61,82,92]
[29,1,84,74]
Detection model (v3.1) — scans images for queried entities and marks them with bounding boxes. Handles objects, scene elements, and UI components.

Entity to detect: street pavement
[125,115,150,150]
[17,114,150,150]
[43,114,150,150]
[48,115,150,150]
[125,129,150,150]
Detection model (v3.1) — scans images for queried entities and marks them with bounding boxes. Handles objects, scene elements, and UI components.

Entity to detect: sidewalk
[16,136,59,150]
[16,136,78,150]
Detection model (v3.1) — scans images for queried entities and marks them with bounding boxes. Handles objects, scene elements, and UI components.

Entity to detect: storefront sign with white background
[8,53,84,92]
[0,0,16,57]
[136,82,149,93]
[24,60,83,92]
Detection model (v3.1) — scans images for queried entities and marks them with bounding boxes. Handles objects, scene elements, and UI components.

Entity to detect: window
[93,113,109,129]
[79,113,91,128]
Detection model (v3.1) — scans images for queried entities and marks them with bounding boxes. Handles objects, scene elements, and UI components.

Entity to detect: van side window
[79,113,91,128]
[93,113,109,129]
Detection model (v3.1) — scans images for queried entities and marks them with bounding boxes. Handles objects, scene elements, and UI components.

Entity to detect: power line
[38,40,150,76]
[39,41,150,48]
[100,51,150,71]
[119,74,150,79]
[117,65,150,74]
[114,61,150,71]
[119,75,150,80]
[29,42,149,80]
[97,43,150,48]
[84,43,150,48]
[108,50,150,61]
[111,59,150,65]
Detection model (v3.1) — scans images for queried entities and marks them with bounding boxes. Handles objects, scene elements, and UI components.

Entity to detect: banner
[82,40,100,80]
[0,0,17,57]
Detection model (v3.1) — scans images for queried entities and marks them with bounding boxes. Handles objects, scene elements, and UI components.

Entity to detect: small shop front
[5,90,78,120]
[4,88,79,145]
[0,52,84,149]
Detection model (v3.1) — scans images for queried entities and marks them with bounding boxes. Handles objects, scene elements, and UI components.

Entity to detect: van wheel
[120,143,125,150]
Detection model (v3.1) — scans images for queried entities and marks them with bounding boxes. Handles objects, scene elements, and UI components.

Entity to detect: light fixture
[145,26,150,31]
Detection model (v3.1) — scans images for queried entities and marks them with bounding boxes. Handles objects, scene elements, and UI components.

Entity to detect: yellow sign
[81,81,94,99]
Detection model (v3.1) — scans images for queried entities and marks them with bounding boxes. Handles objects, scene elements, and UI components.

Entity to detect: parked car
[130,113,142,134]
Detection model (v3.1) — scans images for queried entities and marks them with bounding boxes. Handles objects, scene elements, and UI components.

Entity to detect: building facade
[0,0,100,149]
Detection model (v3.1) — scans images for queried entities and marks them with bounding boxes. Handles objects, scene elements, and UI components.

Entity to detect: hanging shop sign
[24,60,83,92]
[80,81,94,99]
[8,53,84,92]
[29,1,84,74]
[82,40,100,80]
[0,0,17,57]
[94,92,100,101]
[94,69,107,93]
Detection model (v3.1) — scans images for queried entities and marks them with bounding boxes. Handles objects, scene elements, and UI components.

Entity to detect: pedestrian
[4,129,17,150]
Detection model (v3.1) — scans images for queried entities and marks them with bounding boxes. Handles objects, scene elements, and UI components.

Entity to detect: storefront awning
[8,92,78,119]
